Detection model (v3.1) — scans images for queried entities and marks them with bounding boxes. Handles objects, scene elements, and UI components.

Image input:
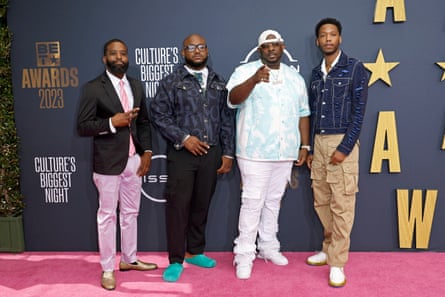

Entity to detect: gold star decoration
[364,49,400,87]
[436,62,445,81]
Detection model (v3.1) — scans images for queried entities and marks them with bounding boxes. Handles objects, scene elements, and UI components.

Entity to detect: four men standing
[78,17,367,289]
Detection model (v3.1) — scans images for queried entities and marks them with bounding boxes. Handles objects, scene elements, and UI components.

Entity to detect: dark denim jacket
[150,65,235,156]
[309,51,368,155]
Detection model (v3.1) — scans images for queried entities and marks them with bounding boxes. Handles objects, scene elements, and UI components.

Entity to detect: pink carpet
[1,252,444,297]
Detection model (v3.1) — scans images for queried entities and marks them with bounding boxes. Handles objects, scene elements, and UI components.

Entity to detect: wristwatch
[300,145,311,152]
[175,134,191,150]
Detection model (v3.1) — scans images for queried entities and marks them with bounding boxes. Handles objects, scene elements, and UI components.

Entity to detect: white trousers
[93,154,142,272]
[233,158,293,264]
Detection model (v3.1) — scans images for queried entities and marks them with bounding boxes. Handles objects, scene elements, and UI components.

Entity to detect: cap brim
[258,38,283,47]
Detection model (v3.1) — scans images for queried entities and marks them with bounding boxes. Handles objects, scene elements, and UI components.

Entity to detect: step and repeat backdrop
[8,0,445,251]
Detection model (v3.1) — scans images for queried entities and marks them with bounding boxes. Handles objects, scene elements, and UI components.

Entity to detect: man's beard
[185,56,208,69]
[106,60,129,76]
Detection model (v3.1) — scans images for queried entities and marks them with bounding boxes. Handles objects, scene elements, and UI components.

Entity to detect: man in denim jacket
[150,33,235,283]
[306,18,368,288]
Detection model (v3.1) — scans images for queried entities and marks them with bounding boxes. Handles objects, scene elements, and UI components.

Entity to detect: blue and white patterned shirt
[227,60,310,161]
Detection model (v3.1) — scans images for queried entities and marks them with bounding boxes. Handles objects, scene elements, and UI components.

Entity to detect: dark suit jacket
[77,72,152,175]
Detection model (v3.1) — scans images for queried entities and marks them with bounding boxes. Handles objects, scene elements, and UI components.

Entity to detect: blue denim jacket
[150,65,235,156]
[309,51,368,155]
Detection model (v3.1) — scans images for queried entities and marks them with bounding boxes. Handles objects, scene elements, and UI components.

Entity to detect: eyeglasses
[184,44,207,52]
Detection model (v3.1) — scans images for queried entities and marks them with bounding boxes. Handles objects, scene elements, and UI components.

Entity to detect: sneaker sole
[236,265,252,280]
[236,273,251,280]
[329,279,346,287]
[306,259,327,266]
[257,254,288,266]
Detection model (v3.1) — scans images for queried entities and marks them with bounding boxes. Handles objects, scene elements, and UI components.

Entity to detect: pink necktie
[119,80,135,156]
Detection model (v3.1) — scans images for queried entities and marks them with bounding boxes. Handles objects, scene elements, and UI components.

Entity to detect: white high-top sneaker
[306,251,327,266]
[235,262,253,280]
[329,266,346,287]
[257,251,288,266]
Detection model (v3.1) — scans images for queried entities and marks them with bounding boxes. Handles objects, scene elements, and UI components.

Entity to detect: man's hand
[330,150,346,165]
[294,148,308,166]
[253,65,270,84]
[306,154,313,169]
[137,151,152,177]
[111,107,140,127]
[217,156,233,174]
[183,136,210,156]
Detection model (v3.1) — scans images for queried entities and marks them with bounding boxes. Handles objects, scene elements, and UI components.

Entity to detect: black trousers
[165,145,222,264]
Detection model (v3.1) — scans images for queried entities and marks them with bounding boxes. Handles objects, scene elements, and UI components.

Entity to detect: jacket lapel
[101,72,125,112]
[128,78,140,108]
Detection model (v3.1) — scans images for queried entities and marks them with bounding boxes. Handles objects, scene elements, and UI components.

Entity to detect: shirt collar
[184,65,208,76]
[321,50,342,77]
[106,70,128,88]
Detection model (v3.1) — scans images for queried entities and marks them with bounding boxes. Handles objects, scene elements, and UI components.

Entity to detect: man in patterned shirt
[150,33,235,282]
[226,30,310,279]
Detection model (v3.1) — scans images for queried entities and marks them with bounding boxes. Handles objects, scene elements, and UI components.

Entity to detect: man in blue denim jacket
[150,33,235,282]
[306,18,368,288]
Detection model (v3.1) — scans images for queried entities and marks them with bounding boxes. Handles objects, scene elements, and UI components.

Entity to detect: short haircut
[315,18,342,37]
[103,38,127,56]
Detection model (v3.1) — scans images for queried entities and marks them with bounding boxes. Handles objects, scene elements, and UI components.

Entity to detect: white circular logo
[141,154,167,203]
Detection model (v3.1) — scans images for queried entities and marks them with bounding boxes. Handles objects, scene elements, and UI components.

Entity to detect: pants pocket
[310,161,325,180]
[326,161,358,195]
[341,162,358,195]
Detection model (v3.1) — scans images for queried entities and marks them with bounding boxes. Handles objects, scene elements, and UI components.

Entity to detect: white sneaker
[329,266,346,287]
[236,262,253,280]
[257,251,288,266]
[306,251,327,266]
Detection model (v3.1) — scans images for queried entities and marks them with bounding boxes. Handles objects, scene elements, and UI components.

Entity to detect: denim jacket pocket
[175,80,194,91]
[332,78,350,100]
[174,80,202,106]
[310,80,322,100]
[209,81,226,91]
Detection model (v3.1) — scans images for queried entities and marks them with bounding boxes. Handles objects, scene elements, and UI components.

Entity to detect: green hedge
[0,0,24,217]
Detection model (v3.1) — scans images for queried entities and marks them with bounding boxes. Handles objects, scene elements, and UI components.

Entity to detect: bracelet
[300,145,311,151]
